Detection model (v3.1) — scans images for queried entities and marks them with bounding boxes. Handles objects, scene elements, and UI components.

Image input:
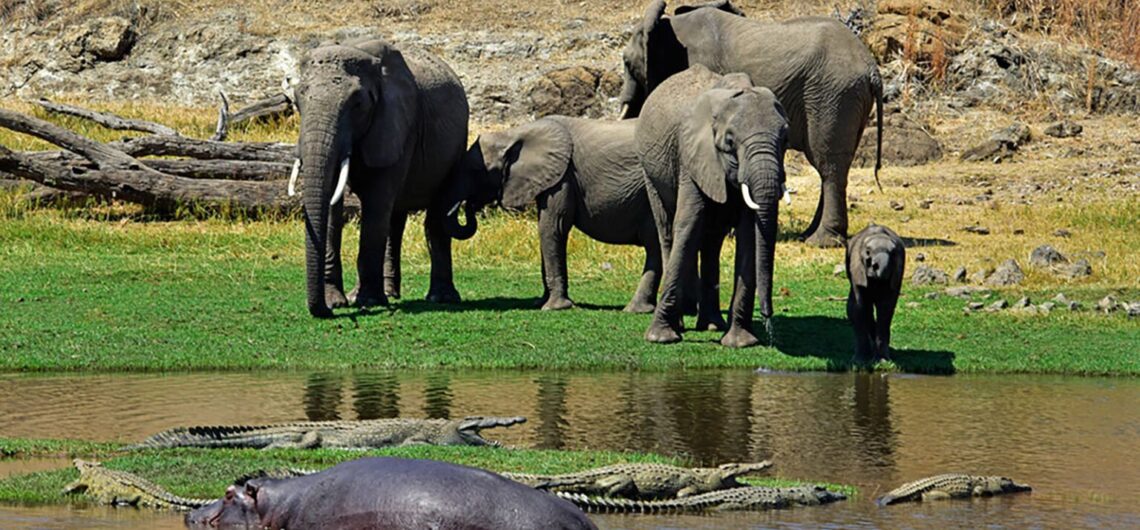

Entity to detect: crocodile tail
[875,494,899,506]
[124,425,266,449]
[457,416,527,431]
[232,467,316,486]
[553,492,700,514]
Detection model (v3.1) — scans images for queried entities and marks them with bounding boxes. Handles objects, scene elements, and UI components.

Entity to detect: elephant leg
[801,97,865,248]
[873,293,898,362]
[695,218,728,332]
[323,195,349,308]
[847,288,875,364]
[721,211,759,348]
[646,182,705,343]
[802,158,850,248]
[349,174,401,308]
[624,222,661,314]
[424,205,461,303]
[537,183,575,311]
[383,210,406,299]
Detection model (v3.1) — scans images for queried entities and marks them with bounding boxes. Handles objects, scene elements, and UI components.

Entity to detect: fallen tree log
[21,151,290,181]
[110,135,293,162]
[211,92,295,142]
[36,98,180,137]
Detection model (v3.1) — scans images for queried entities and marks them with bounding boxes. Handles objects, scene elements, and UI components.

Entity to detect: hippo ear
[498,119,573,211]
[847,233,868,288]
[681,89,736,204]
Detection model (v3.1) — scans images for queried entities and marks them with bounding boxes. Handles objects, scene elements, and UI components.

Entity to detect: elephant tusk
[287,159,300,197]
[330,156,350,206]
[619,104,630,119]
[780,182,791,205]
[741,183,763,211]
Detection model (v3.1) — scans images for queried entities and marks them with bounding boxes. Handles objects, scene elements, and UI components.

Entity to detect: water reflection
[1,371,1138,529]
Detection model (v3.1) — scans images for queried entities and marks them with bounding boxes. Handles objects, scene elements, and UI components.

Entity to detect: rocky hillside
[0,0,1137,130]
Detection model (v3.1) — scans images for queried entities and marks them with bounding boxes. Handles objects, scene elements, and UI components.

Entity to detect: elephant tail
[870,67,883,193]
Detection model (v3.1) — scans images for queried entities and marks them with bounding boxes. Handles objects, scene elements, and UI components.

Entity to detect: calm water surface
[1,370,1137,529]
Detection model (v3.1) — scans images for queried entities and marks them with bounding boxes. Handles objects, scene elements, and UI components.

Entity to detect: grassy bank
[0,438,854,505]
[0,202,1136,375]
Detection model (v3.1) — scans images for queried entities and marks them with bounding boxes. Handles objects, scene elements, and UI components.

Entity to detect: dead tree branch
[110,135,293,162]
[36,98,180,137]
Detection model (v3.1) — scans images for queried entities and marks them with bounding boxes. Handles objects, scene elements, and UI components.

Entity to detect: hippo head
[185,485,259,528]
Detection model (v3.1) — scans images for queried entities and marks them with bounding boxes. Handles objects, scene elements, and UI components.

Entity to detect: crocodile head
[715,461,774,479]
[454,416,527,446]
[980,476,1032,496]
[185,485,259,529]
[806,485,847,504]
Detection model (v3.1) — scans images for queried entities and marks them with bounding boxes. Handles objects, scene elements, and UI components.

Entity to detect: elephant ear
[887,230,906,293]
[846,231,868,288]
[675,0,745,16]
[640,0,687,95]
[358,41,418,169]
[498,119,573,211]
[680,89,736,204]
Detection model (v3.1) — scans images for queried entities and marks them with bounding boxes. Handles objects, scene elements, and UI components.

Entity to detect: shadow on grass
[394,296,542,314]
[769,315,957,374]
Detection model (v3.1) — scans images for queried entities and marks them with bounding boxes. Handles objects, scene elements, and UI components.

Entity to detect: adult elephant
[292,37,469,317]
[620,0,882,247]
[637,65,788,348]
[442,116,660,313]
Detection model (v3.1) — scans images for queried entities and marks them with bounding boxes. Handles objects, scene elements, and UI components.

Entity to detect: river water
[1,370,1137,529]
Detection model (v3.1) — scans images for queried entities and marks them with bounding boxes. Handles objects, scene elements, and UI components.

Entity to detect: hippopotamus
[186,457,598,530]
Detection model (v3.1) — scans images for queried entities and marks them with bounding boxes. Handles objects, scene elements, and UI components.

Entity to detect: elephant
[636,65,789,348]
[291,37,469,317]
[442,116,661,313]
[845,224,905,364]
[620,0,883,247]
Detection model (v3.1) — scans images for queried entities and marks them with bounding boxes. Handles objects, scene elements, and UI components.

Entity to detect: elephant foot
[325,285,349,309]
[623,299,655,314]
[695,312,728,332]
[348,286,389,309]
[384,277,401,300]
[802,227,847,248]
[425,284,461,304]
[541,297,575,311]
[720,326,760,348]
[645,321,683,344]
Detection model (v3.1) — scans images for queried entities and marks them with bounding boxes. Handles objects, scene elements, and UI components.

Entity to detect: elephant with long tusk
[293,37,470,317]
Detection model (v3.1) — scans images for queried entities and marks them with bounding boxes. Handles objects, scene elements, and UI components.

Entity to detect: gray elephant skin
[845,224,905,363]
[636,65,788,348]
[621,0,882,247]
[294,37,469,317]
[443,116,661,312]
[185,457,598,530]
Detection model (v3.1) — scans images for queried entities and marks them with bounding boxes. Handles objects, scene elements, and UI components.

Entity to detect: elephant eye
[722,131,735,150]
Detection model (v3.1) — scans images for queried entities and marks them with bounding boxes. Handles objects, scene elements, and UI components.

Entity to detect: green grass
[0,207,1136,375]
[0,438,855,505]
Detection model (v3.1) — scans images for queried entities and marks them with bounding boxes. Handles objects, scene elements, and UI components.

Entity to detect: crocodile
[62,459,212,511]
[63,459,313,511]
[502,461,773,500]
[126,416,526,450]
[555,485,846,514]
[876,474,1032,506]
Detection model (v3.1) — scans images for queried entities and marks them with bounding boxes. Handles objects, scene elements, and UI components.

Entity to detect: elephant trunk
[444,201,478,241]
[743,153,782,320]
[300,115,348,318]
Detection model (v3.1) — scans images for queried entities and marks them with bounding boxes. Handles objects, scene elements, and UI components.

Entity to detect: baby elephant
[845,224,905,363]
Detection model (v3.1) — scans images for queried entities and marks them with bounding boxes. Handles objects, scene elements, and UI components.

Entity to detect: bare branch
[210,91,230,142]
[36,98,180,137]
[0,107,157,171]
[110,135,293,162]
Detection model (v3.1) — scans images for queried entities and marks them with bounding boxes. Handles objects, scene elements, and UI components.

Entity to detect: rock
[1052,293,1070,304]
[985,259,1024,287]
[915,253,926,262]
[990,122,1032,146]
[960,122,1031,162]
[906,301,921,309]
[1056,258,1092,279]
[945,285,989,298]
[67,16,137,63]
[1096,295,1119,313]
[1012,296,1032,309]
[962,224,990,235]
[833,264,846,277]
[853,112,943,167]
[1044,121,1083,138]
[967,301,985,311]
[1127,302,1140,317]
[1067,301,1081,311]
[864,1,966,66]
[890,200,905,211]
[527,66,622,118]
[969,269,990,284]
[1039,302,1055,313]
[987,299,1009,311]
[952,266,967,283]
[1029,244,1067,268]
[1013,228,1024,235]
[1053,229,1073,238]
[919,199,934,209]
[924,291,941,300]
[911,265,950,286]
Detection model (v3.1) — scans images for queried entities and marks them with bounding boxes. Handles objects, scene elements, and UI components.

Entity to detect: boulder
[527,66,622,118]
[853,112,943,167]
[945,285,989,298]
[863,0,966,65]
[960,122,1030,162]
[1044,120,1083,138]
[66,17,137,63]
[985,259,1024,287]
[952,266,967,283]
[1057,258,1092,279]
[911,265,949,286]
[1029,244,1067,268]
[1096,295,1119,313]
